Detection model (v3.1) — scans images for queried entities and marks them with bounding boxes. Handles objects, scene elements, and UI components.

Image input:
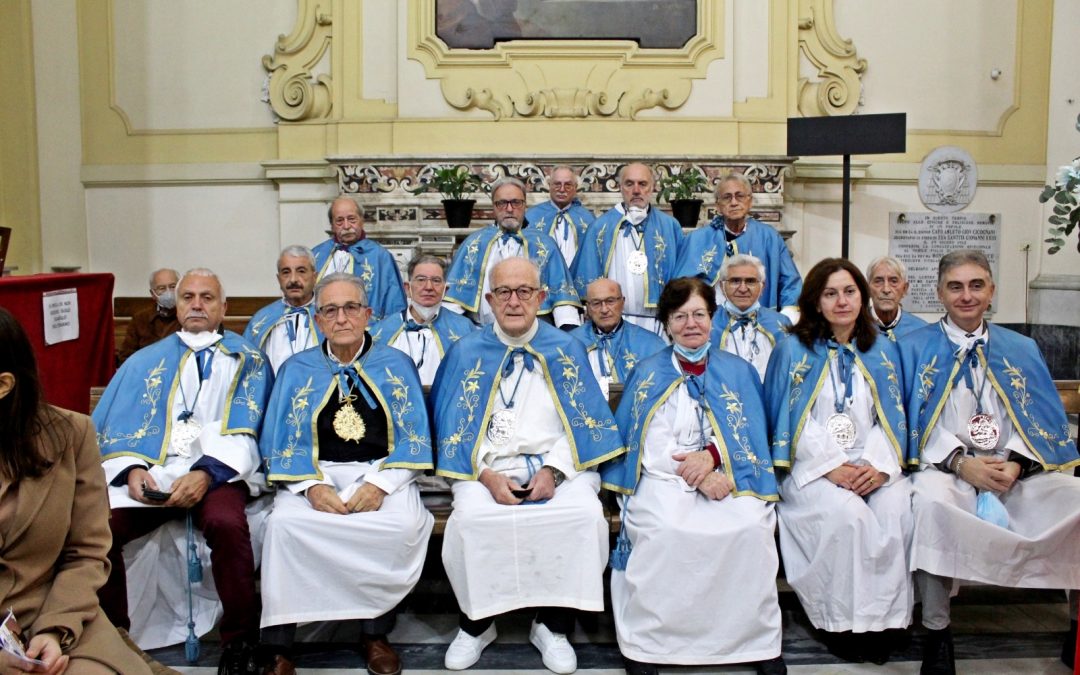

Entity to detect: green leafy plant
[1039,157,1080,254]
[409,165,485,201]
[657,166,709,203]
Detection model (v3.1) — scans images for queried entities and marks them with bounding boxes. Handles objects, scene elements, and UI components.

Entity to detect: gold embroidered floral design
[1002,358,1070,448]
[247,315,269,338]
[627,371,656,454]
[98,358,167,450]
[440,358,484,458]
[556,347,618,440]
[878,350,907,432]
[232,347,267,422]
[276,376,315,469]
[720,383,771,476]
[385,368,430,456]
[451,239,480,290]
[697,244,718,276]
[788,353,811,409]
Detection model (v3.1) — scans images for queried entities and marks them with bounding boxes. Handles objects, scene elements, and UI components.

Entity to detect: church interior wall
[3,0,1074,321]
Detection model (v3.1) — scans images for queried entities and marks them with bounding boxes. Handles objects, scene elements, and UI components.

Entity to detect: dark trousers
[98,482,259,645]
[460,607,574,637]
[261,611,397,654]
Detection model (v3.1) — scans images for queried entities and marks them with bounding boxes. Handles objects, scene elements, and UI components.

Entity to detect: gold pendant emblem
[333,403,367,442]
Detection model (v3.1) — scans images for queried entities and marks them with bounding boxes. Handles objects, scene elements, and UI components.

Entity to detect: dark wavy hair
[789,258,877,352]
[657,277,718,328]
[0,308,67,480]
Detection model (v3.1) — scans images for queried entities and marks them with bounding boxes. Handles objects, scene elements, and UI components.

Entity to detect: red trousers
[98,482,258,645]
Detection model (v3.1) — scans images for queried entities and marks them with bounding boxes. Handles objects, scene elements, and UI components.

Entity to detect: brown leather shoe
[261,653,296,675]
[362,636,402,675]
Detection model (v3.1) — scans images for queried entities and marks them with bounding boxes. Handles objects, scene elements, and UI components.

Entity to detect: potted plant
[658,166,710,229]
[409,165,485,228]
[1039,157,1080,254]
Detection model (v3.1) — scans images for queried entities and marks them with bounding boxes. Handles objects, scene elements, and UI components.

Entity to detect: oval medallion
[825,412,857,450]
[487,408,517,446]
[967,412,1000,451]
[333,404,367,442]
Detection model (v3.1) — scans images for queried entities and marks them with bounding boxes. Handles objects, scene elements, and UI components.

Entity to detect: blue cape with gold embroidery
[710,305,791,350]
[443,225,581,315]
[673,217,802,312]
[879,309,928,342]
[259,341,433,483]
[764,334,908,470]
[899,321,1079,470]
[369,308,477,356]
[570,320,665,384]
[525,199,595,252]
[600,346,777,498]
[93,332,272,464]
[311,238,407,321]
[243,299,323,352]
[431,322,626,481]
[570,206,683,307]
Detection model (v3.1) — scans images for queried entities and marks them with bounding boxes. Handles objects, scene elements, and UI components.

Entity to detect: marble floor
[148,584,1076,674]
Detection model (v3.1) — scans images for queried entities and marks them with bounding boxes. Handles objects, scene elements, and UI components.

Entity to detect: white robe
[608,204,662,337]
[911,320,1080,588]
[777,363,914,633]
[611,382,782,665]
[720,321,775,381]
[259,461,433,626]
[262,312,313,374]
[389,325,442,386]
[441,350,608,620]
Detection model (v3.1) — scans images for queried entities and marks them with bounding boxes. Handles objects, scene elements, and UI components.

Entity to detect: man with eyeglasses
[445,177,581,330]
[674,172,802,319]
[258,272,434,675]
[244,245,323,374]
[370,253,476,385]
[571,278,664,394]
[95,268,272,674]
[572,163,683,337]
[311,196,407,322]
[432,257,627,674]
[524,165,596,267]
[710,254,791,381]
[865,255,927,341]
[118,267,182,364]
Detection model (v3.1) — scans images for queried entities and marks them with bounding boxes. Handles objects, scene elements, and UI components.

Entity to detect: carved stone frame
[407,0,725,120]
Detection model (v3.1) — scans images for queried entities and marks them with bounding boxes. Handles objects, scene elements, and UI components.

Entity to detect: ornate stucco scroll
[797,0,866,117]
[262,0,333,121]
[407,0,725,120]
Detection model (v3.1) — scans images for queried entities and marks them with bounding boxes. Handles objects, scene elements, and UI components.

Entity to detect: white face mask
[626,206,648,225]
[409,300,439,322]
[156,289,177,310]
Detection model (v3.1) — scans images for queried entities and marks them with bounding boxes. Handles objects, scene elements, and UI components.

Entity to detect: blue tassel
[185,512,201,664]
[609,531,631,571]
[976,491,1010,529]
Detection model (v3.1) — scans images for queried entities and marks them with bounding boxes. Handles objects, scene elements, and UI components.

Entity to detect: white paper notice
[43,288,80,345]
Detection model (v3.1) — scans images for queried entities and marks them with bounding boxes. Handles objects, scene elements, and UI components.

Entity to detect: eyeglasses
[491,286,539,302]
[493,199,526,209]
[317,302,367,320]
[152,283,177,294]
[668,310,711,325]
[550,181,576,190]
[719,192,750,202]
[586,296,623,310]
[410,275,444,287]
[724,277,760,288]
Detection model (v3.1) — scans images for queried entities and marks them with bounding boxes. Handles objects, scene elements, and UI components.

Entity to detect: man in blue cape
[444,177,581,329]
[370,253,476,385]
[571,162,683,336]
[311,196,406,321]
[93,268,272,673]
[433,257,626,674]
[524,165,595,267]
[865,255,928,341]
[709,253,791,381]
[673,172,801,317]
[256,272,434,675]
[244,245,322,373]
[571,278,664,390]
[899,250,1080,675]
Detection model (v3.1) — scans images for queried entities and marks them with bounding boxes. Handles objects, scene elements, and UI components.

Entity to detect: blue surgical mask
[673,341,710,362]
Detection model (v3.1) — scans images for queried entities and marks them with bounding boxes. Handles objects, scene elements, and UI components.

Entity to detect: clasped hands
[825,463,887,496]
[307,482,387,514]
[953,455,1021,494]
[480,467,557,505]
[672,450,733,501]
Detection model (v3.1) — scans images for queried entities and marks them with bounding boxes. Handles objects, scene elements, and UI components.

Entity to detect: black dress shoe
[622,656,659,675]
[920,627,955,675]
[218,640,259,675]
[754,655,787,675]
[821,630,865,663]
[861,630,891,665]
[1062,619,1077,669]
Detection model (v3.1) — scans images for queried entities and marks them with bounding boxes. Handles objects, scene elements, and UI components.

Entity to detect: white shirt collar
[493,319,539,347]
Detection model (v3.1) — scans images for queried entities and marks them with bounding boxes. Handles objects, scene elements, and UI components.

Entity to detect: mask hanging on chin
[673,341,710,363]
[409,300,439,323]
[625,206,648,225]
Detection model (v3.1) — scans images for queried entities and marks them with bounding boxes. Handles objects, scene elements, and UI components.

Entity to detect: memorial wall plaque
[889,212,1000,314]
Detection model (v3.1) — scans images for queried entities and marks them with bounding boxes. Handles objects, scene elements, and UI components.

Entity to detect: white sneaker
[529,620,577,674]
[444,624,497,670]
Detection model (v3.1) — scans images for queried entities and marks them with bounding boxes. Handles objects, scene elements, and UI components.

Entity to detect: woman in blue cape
[601,277,785,675]
[764,258,912,664]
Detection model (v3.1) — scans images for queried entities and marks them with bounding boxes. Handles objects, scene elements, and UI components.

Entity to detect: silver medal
[171,419,202,457]
[487,409,517,446]
[825,412,857,450]
[967,412,1000,451]
[628,250,649,275]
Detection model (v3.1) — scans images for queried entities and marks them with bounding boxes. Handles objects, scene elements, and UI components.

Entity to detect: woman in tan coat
[0,308,150,675]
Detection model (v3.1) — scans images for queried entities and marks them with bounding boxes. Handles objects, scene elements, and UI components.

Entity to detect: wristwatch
[543,466,566,487]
